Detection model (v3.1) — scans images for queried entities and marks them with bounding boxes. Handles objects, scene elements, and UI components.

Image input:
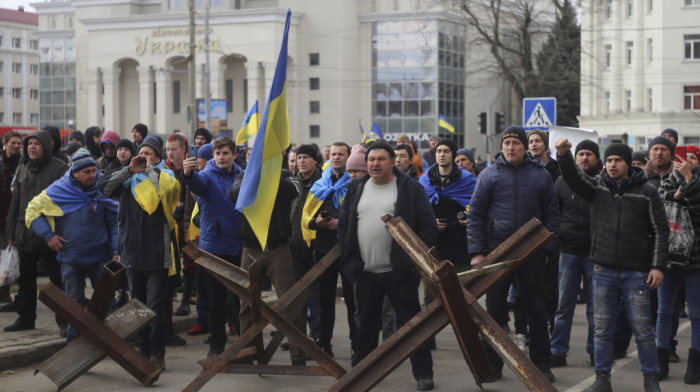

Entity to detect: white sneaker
[514,334,527,351]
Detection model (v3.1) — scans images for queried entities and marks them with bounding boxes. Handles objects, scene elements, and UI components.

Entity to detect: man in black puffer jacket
[468,126,559,383]
[556,139,668,392]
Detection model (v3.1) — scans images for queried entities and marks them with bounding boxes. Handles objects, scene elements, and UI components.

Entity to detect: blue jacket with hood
[184,159,243,255]
[467,152,560,257]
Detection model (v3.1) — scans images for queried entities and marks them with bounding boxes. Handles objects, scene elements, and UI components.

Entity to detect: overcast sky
[2,1,36,13]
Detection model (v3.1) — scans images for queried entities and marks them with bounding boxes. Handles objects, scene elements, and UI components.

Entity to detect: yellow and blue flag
[236,100,260,145]
[438,115,455,133]
[235,9,292,250]
[367,123,384,141]
[301,166,350,247]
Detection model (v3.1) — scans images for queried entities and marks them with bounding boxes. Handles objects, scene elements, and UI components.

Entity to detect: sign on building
[523,97,556,130]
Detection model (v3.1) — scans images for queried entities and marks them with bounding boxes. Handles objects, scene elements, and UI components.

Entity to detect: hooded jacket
[5,131,69,251]
[84,126,103,160]
[289,166,322,258]
[0,150,20,230]
[659,167,700,269]
[183,159,243,255]
[467,152,560,257]
[97,131,122,174]
[558,151,668,271]
[43,125,69,163]
[338,167,438,284]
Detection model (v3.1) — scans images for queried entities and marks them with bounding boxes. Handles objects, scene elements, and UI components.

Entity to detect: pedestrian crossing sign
[523,97,556,130]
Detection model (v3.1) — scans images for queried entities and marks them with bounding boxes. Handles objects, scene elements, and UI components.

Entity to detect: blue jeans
[60,260,112,343]
[550,252,594,356]
[657,269,700,350]
[593,264,657,375]
[127,268,168,356]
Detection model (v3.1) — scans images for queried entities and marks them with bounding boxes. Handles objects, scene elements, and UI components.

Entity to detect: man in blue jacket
[182,136,243,358]
[338,142,437,391]
[468,126,559,383]
[25,149,119,343]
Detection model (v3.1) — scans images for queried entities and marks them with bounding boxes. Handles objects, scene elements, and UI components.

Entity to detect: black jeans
[127,268,169,356]
[207,254,241,351]
[312,249,356,351]
[484,250,551,371]
[17,249,62,325]
[355,270,433,380]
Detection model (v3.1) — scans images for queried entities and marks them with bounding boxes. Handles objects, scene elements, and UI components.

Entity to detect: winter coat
[98,164,180,271]
[558,151,668,272]
[228,169,299,251]
[183,159,243,256]
[556,167,600,255]
[289,167,322,258]
[467,152,560,258]
[28,174,118,265]
[659,167,700,269]
[338,167,438,284]
[0,151,20,230]
[5,132,68,252]
[306,171,347,254]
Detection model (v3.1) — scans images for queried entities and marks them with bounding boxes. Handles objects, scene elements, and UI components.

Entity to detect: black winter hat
[501,126,528,147]
[604,143,633,167]
[138,137,163,160]
[194,128,212,144]
[648,136,675,159]
[575,140,600,159]
[67,131,85,146]
[435,138,458,158]
[296,144,320,163]
[116,138,136,157]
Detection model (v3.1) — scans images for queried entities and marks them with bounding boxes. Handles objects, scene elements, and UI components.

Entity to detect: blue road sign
[523,97,556,130]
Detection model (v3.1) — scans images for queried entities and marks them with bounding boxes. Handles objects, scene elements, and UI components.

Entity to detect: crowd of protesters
[0,122,697,392]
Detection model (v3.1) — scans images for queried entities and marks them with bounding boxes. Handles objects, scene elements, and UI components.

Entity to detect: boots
[643,373,661,392]
[657,347,670,381]
[686,348,700,384]
[591,373,613,392]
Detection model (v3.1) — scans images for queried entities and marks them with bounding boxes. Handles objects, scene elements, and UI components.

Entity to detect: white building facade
[580,0,700,150]
[0,7,39,135]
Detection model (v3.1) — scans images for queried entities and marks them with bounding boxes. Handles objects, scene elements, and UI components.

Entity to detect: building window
[309,53,320,66]
[0,87,3,97]
[310,101,320,114]
[686,0,700,6]
[30,113,38,124]
[627,0,633,16]
[12,88,21,99]
[685,35,700,59]
[0,61,3,72]
[173,80,180,113]
[605,44,612,68]
[626,42,633,65]
[168,0,182,9]
[309,125,320,138]
[13,113,21,124]
[153,82,157,113]
[29,39,38,50]
[647,88,652,111]
[647,39,653,62]
[12,37,20,49]
[30,64,38,75]
[30,89,38,99]
[625,90,632,112]
[225,79,233,113]
[0,113,3,123]
[243,79,248,112]
[309,77,320,90]
[604,91,610,114]
[684,86,700,109]
[648,0,652,11]
[686,136,700,145]
[0,36,3,47]
[12,63,21,74]
[606,0,612,18]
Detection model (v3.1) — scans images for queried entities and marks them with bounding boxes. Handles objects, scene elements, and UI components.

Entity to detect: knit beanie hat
[648,136,675,159]
[64,141,83,157]
[501,126,528,147]
[67,131,85,146]
[100,130,120,149]
[197,143,213,161]
[138,137,163,160]
[527,129,549,147]
[132,123,148,139]
[575,140,600,159]
[346,144,367,172]
[194,128,212,144]
[435,138,458,158]
[661,128,679,144]
[365,141,395,161]
[631,151,648,164]
[116,138,136,156]
[456,148,475,163]
[687,145,700,159]
[71,148,96,172]
[605,143,633,167]
[296,144,320,164]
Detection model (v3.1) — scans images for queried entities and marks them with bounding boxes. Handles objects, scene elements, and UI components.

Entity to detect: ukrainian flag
[236,100,260,145]
[368,123,384,141]
[235,9,292,250]
[439,115,455,133]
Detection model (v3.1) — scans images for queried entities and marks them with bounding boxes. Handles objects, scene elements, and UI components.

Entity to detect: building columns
[102,67,122,132]
[245,61,264,113]
[137,66,154,133]
[86,67,102,127]
[155,66,173,134]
